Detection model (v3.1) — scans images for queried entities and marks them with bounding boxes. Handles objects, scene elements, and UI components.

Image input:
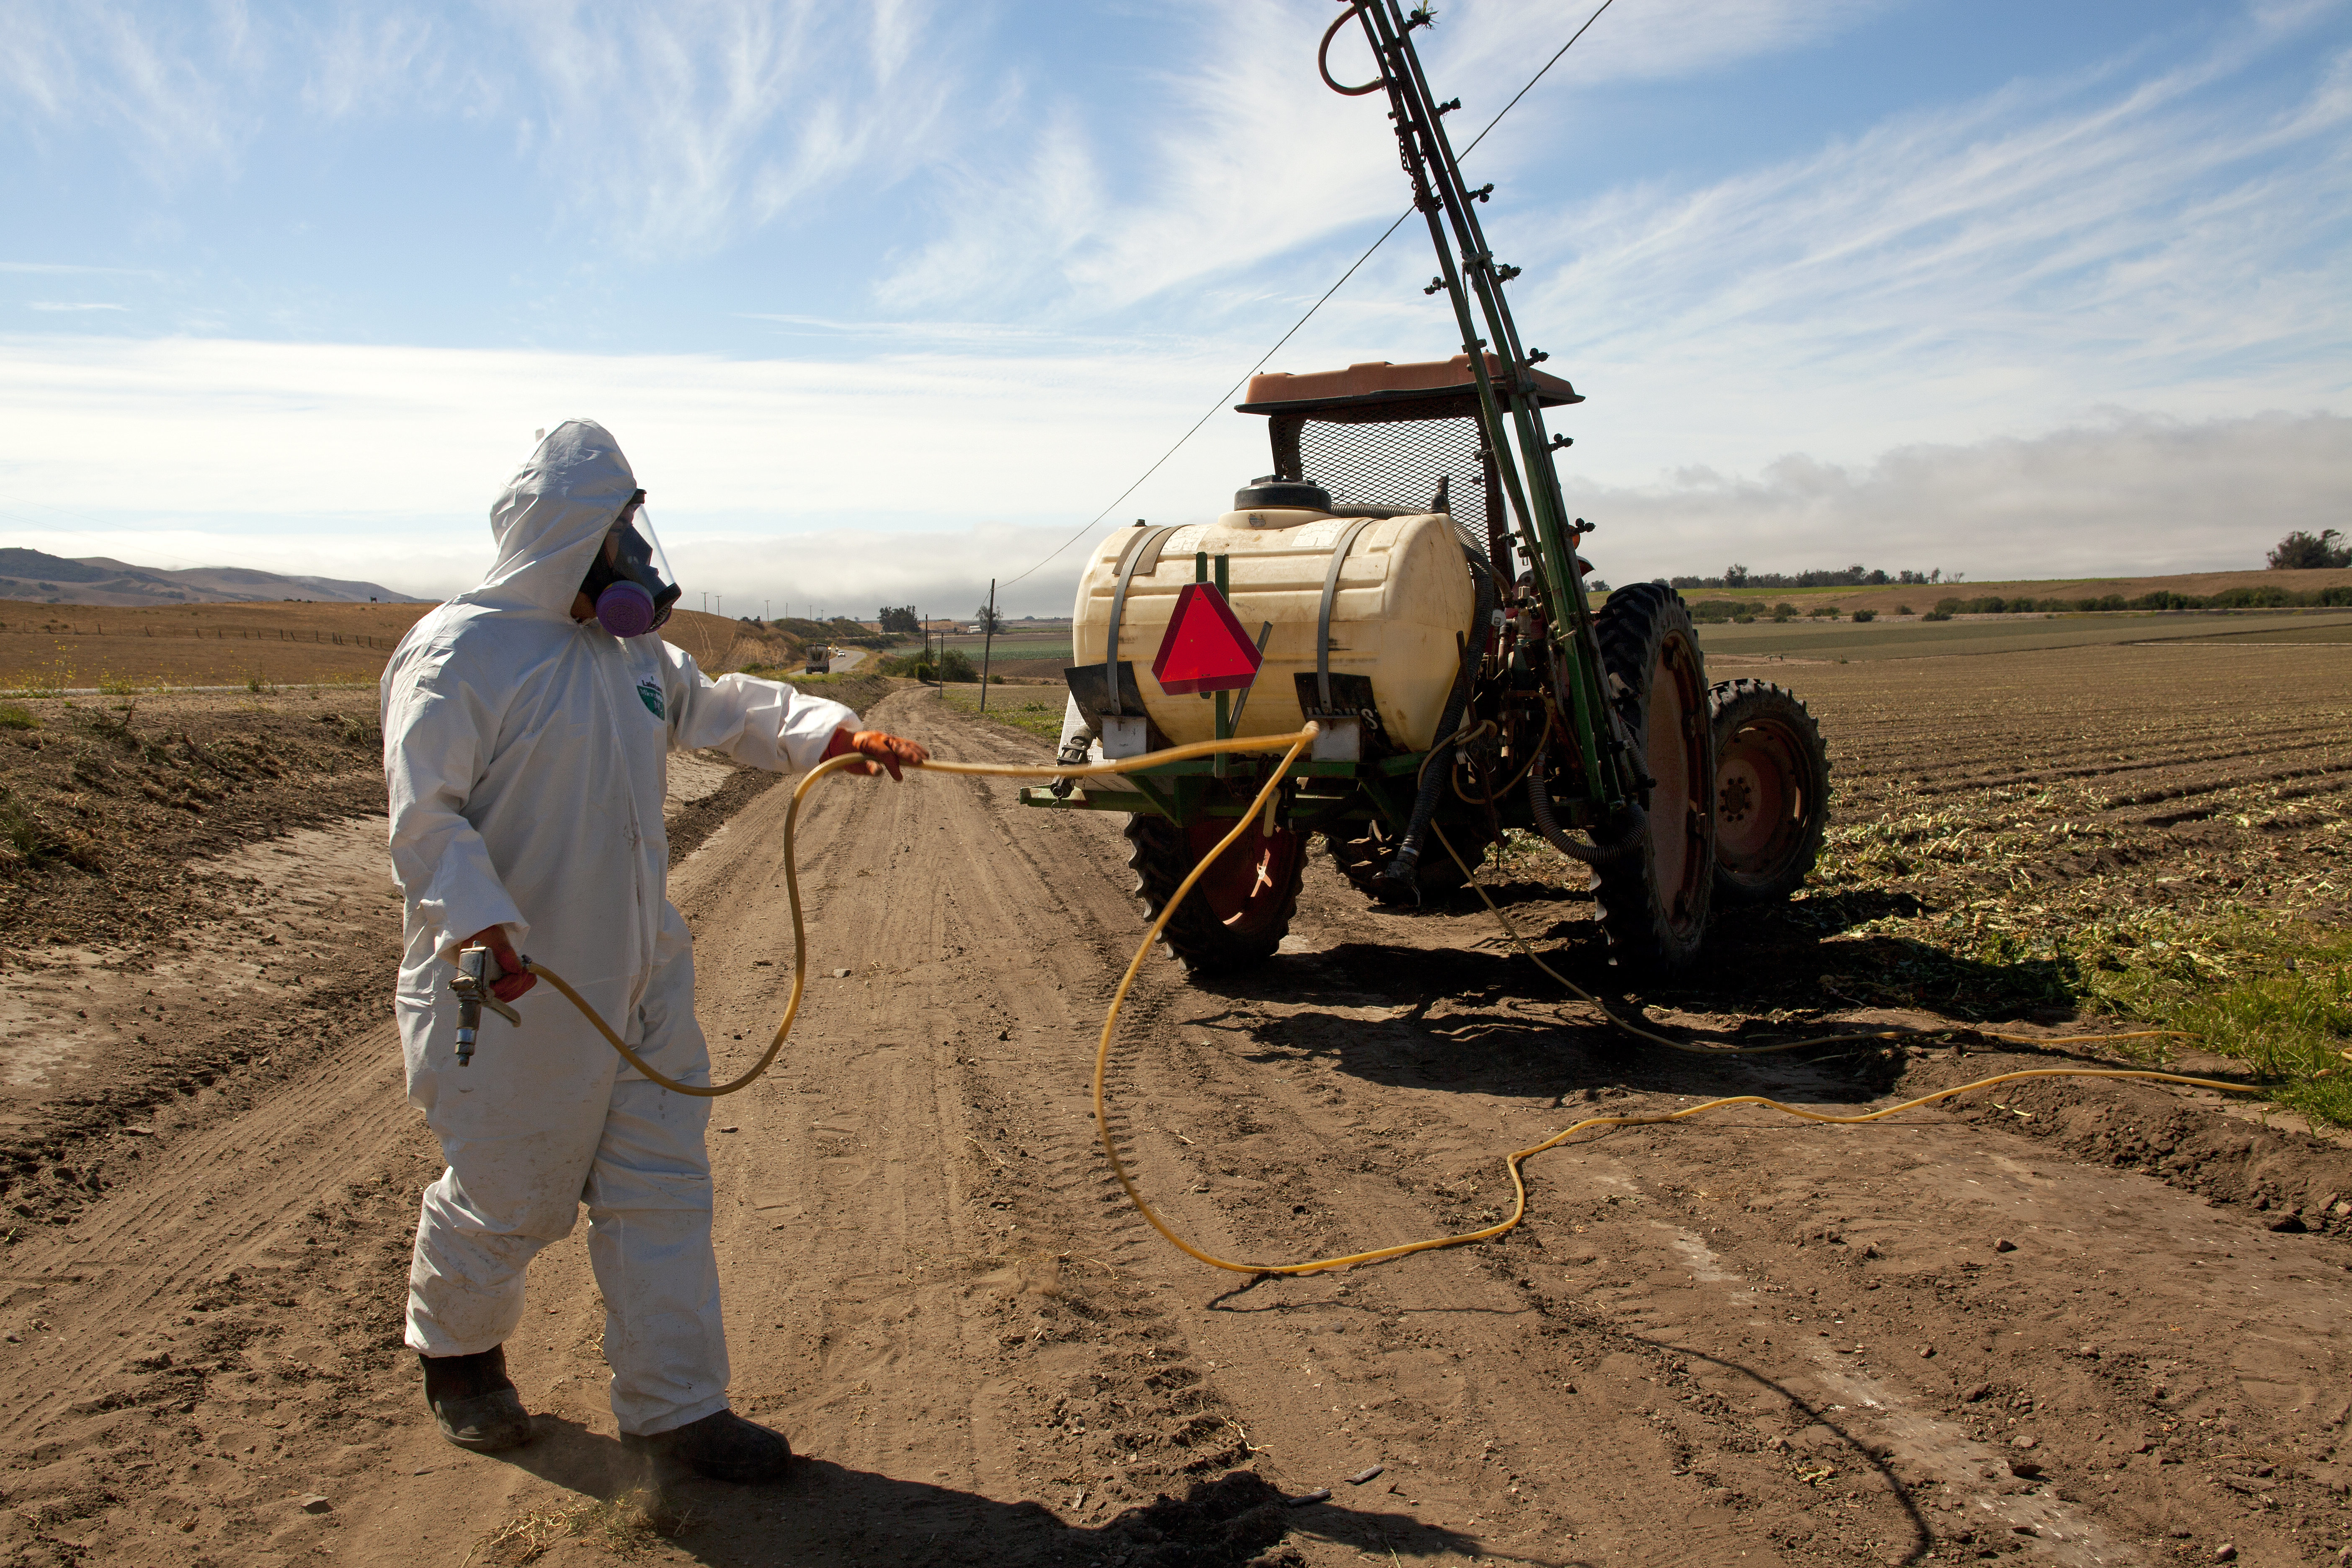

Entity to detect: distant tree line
[1687,584,2352,625]
[1670,564,1945,589]
[878,605,922,636]
[1692,601,1873,624]
[1933,585,2352,614]
[877,646,982,683]
[2269,529,2351,570]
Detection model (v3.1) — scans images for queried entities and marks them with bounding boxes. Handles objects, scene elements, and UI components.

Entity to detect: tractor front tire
[1125,812,1308,975]
[1591,583,1716,970]
[1709,679,1829,905]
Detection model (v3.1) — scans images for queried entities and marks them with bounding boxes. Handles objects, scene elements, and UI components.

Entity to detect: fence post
[979,580,998,711]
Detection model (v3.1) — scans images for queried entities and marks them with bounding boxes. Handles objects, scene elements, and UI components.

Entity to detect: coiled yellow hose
[521,722,2257,1278]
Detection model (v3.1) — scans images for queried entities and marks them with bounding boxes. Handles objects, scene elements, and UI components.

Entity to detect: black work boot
[622,1409,791,1483]
[420,1345,533,1454]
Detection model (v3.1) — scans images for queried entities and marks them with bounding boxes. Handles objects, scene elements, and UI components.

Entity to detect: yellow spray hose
[522,726,1326,1098]
[517,722,2258,1277]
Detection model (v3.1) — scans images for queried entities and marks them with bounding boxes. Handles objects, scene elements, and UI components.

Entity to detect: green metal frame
[1346,0,1632,812]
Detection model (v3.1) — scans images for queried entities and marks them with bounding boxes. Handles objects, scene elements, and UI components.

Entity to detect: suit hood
[461,420,640,618]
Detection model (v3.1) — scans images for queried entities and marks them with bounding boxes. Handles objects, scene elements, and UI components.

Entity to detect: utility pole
[979,578,996,712]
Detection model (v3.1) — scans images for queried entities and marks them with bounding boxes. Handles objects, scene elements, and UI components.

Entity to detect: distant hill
[0,546,425,607]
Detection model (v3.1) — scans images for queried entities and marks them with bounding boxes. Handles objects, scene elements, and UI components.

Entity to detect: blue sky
[3,0,2347,616]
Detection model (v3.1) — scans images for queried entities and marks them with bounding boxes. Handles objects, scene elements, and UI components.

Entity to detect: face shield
[580,490,681,638]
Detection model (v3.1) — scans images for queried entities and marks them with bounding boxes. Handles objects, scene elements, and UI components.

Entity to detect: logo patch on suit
[637,677,665,719]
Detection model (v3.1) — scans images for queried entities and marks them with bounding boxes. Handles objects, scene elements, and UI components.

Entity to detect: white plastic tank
[1070,505,1476,751]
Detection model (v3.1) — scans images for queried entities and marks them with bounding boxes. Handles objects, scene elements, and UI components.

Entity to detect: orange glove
[821,727,931,781]
[460,925,537,1002]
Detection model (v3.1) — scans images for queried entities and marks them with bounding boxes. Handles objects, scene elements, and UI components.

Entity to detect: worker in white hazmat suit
[379,420,928,1481]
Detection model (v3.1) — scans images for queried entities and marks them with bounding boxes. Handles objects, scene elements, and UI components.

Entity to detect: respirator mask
[580,490,681,638]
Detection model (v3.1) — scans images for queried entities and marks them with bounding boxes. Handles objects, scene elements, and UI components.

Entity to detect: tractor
[1019,1,1830,977]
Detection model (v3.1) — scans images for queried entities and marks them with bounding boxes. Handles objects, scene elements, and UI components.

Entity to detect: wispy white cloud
[1498,12,2352,477]
[1418,0,1897,90]
[876,0,1905,317]
[0,0,260,175]
[879,104,1109,311]
[0,0,1907,285]
[3,0,967,258]
[298,6,450,120]
[491,0,969,258]
[27,302,128,312]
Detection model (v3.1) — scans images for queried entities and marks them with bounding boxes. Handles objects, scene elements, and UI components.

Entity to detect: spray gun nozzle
[449,945,524,1066]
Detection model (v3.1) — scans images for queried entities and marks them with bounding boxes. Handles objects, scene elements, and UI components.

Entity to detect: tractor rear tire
[1326,817,1497,905]
[1708,679,1829,905]
[1124,811,1308,975]
[1591,583,1715,970]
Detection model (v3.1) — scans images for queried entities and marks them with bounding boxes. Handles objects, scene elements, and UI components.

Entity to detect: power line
[1000,211,1409,586]
[998,0,1616,590]
[1458,0,1617,163]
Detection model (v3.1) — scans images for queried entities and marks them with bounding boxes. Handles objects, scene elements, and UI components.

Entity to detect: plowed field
[0,601,800,691]
[0,634,2346,1568]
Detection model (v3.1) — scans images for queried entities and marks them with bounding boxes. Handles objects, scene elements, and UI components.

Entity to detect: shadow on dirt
[1224,876,2075,1031]
[480,1416,1494,1566]
[1614,1336,1937,1566]
[1181,888,2083,1108]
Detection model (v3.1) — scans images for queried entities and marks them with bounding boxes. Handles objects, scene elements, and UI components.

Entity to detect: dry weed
[464,1487,692,1566]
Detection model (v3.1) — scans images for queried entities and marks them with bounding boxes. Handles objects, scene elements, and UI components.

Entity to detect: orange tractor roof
[1236,353,1582,417]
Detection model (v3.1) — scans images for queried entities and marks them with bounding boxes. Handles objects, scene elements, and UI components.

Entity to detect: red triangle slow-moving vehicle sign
[1150,582,1263,696]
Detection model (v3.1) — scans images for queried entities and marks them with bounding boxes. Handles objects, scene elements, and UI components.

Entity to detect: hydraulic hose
[1379,557,1496,895]
[1527,753,1643,865]
[513,717,2254,1283]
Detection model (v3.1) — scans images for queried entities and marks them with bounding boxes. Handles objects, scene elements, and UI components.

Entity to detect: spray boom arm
[1326,0,1638,807]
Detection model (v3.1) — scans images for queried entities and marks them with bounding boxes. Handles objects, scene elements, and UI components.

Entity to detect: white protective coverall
[380,420,855,1436]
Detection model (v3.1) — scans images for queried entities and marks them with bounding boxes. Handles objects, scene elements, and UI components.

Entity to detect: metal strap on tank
[1104,525,1181,715]
[1315,517,1382,710]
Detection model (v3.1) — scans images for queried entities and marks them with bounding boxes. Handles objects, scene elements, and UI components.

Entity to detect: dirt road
[2,688,2348,1568]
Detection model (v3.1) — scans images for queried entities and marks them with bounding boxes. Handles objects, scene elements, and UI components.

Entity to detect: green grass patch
[2071,915,2352,1126]
[935,682,1065,742]
[0,789,45,863]
[0,704,35,730]
[1798,777,2352,1125]
[935,635,1074,663]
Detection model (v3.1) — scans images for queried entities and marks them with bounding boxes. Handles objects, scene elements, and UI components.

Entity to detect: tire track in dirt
[899,694,2352,1565]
